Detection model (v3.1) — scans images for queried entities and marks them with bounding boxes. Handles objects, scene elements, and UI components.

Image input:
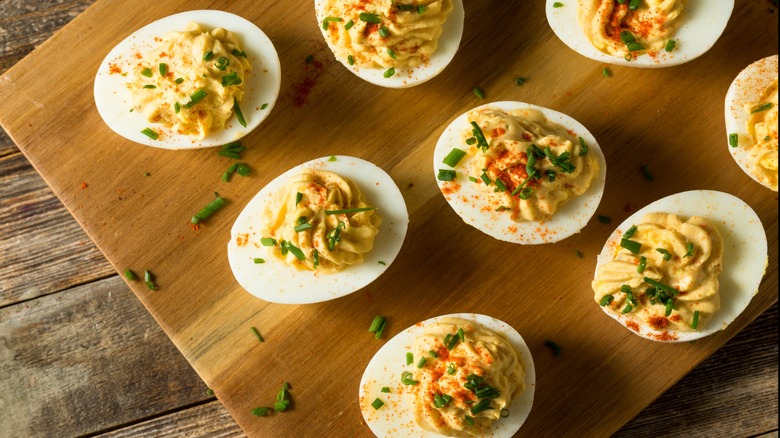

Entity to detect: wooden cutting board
[0,1,776,436]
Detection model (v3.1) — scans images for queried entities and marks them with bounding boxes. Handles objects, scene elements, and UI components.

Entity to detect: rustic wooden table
[0,1,777,437]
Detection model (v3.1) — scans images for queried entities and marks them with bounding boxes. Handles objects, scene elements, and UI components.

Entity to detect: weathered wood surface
[0,0,777,436]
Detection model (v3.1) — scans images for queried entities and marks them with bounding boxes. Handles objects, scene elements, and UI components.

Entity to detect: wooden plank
[97,401,242,438]
[0,0,776,437]
[0,275,209,437]
[0,152,114,306]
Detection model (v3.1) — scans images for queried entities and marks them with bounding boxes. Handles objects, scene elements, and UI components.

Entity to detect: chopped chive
[691,310,700,330]
[231,48,247,57]
[305,55,315,65]
[515,77,526,86]
[379,26,389,38]
[124,269,137,281]
[665,39,676,52]
[386,48,396,59]
[401,371,418,385]
[494,177,508,192]
[381,387,390,393]
[293,222,313,232]
[250,326,264,342]
[191,194,226,224]
[359,12,382,23]
[447,363,456,375]
[274,400,290,412]
[546,169,557,182]
[553,2,564,7]
[368,315,385,333]
[313,249,319,268]
[397,4,414,11]
[578,136,589,156]
[174,102,181,113]
[251,407,269,416]
[233,97,247,127]
[433,393,453,408]
[480,171,492,185]
[443,148,466,167]
[625,53,633,61]
[640,164,654,181]
[628,0,641,9]
[622,303,633,314]
[282,241,305,261]
[665,299,674,317]
[464,415,475,426]
[347,55,355,66]
[253,257,265,264]
[260,237,277,246]
[575,250,584,258]
[222,72,242,87]
[174,77,184,84]
[375,319,387,339]
[322,16,343,30]
[544,340,562,357]
[140,67,153,77]
[637,256,647,273]
[620,238,642,254]
[144,270,158,290]
[344,19,354,31]
[600,295,614,306]
[470,121,489,151]
[437,169,457,181]
[383,67,395,78]
[295,192,303,205]
[406,352,413,365]
[417,357,427,368]
[143,172,150,176]
[729,133,739,148]
[328,155,337,162]
[206,388,215,396]
[684,242,694,258]
[446,333,459,350]
[500,408,510,418]
[470,399,492,415]
[620,31,636,44]
[143,84,156,89]
[324,207,377,215]
[417,5,425,13]
[183,89,207,108]
[215,57,230,71]
[429,350,438,358]
[203,51,214,61]
[656,248,673,261]
[469,176,478,183]
[602,67,610,77]
[495,206,510,212]
[140,128,158,140]
[465,137,477,145]
[260,103,269,110]
[644,277,677,293]
[624,225,638,239]
[751,103,773,113]
[378,260,386,266]
[472,87,484,99]
[627,42,644,52]
[597,215,612,224]
[457,328,465,343]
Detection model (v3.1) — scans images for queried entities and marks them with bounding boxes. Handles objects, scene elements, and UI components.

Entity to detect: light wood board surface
[0,1,777,436]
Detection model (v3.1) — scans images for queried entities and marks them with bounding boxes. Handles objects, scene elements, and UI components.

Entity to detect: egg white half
[314,0,464,88]
[227,156,409,304]
[724,55,778,192]
[359,313,535,438]
[594,190,767,343]
[545,0,734,68]
[94,10,282,149]
[433,101,607,245]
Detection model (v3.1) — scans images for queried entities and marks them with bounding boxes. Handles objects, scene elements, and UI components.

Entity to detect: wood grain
[0,275,209,437]
[0,0,776,437]
[97,401,242,438]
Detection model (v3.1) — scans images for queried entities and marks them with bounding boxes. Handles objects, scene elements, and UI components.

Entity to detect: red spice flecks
[236,233,249,247]
[292,59,325,108]
[653,331,678,341]
[625,320,640,332]
[79,181,88,190]
[435,345,450,361]
[648,316,669,330]
[190,223,201,231]
[440,182,460,195]
[491,127,506,138]
[109,63,122,74]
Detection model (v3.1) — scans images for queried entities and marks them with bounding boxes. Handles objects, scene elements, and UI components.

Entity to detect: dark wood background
[0,0,776,437]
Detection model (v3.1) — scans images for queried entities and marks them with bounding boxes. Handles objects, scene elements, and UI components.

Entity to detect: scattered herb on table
[544,340,562,357]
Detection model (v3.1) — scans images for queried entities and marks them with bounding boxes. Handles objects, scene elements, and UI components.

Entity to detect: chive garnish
[381,387,390,393]
[597,215,612,224]
[751,103,773,113]
[417,357,427,368]
[260,103,269,110]
[429,350,438,358]
[233,97,247,127]
[252,257,265,264]
[637,256,647,273]
[375,319,387,339]
[250,326,264,342]
[344,19,354,31]
[191,193,226,224]
[183,89,207,108]
[602,67,610,77]
[175,77,184,84]
[260,237,277,246]
[124,269,137,281]
[203,51,214,61]
[600,295,614,306]
[143,84,156,89]
[222,72,242,87]
[443,148,466,167]
[665,40,676,52]
[665,299,674,317]
[293,220,313,233]
[437,169,457,181]
[644,277,677,293]
[620,238,642,254]
[295,192,303,206]
[494,177,508,192]
[348,55,355,65]
[464,415,475,426]
[325,207,377,215]
[684,242,694,258]
[457,328,465,343]
[418,5,425,13]
[622,303,633,314]
[140,127,158,140]
[656,248,672,261]
[313,249,319,268]
[640,164,654,181]
[215,57,230,71]
[553,2,564,7]
[691,310,700,330]
[174,102,181,114]
[578,136,589,156]
[627,42,644,52]
[322,17,343,30]
[368,315,385,333]
[251,407,269,416]
[501,408,510,418]
[620,31,636,44]
[624,225,638,239]
[406,352,413,365]
[470,121,489,151]
[386,48,396,59]
[447,363,456,375]
[434,393,453,408]
[379,26,389,38]
[232,48,247,57]
[480,171,492,186]
[515,77,526,86]
[281,241,305,261]
[140,68,153,77]
[144,270,158,290]
[728,133,739,148]
[473,87,485,99]
[470,399,492,415]
[401,371,418,385]
[628,0,641,9]
[383,68,395,78]
[359,12,382,23]
[544,340,562,357]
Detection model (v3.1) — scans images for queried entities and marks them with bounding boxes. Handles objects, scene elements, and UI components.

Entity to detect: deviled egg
[314,0,464,88]
[94,10,282,149]
[593,190,767,342]
[433,101,607,244]
[546,0,734,67]
[724,55,778,191]
[359,313,535,437]
[227,156,409,304]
